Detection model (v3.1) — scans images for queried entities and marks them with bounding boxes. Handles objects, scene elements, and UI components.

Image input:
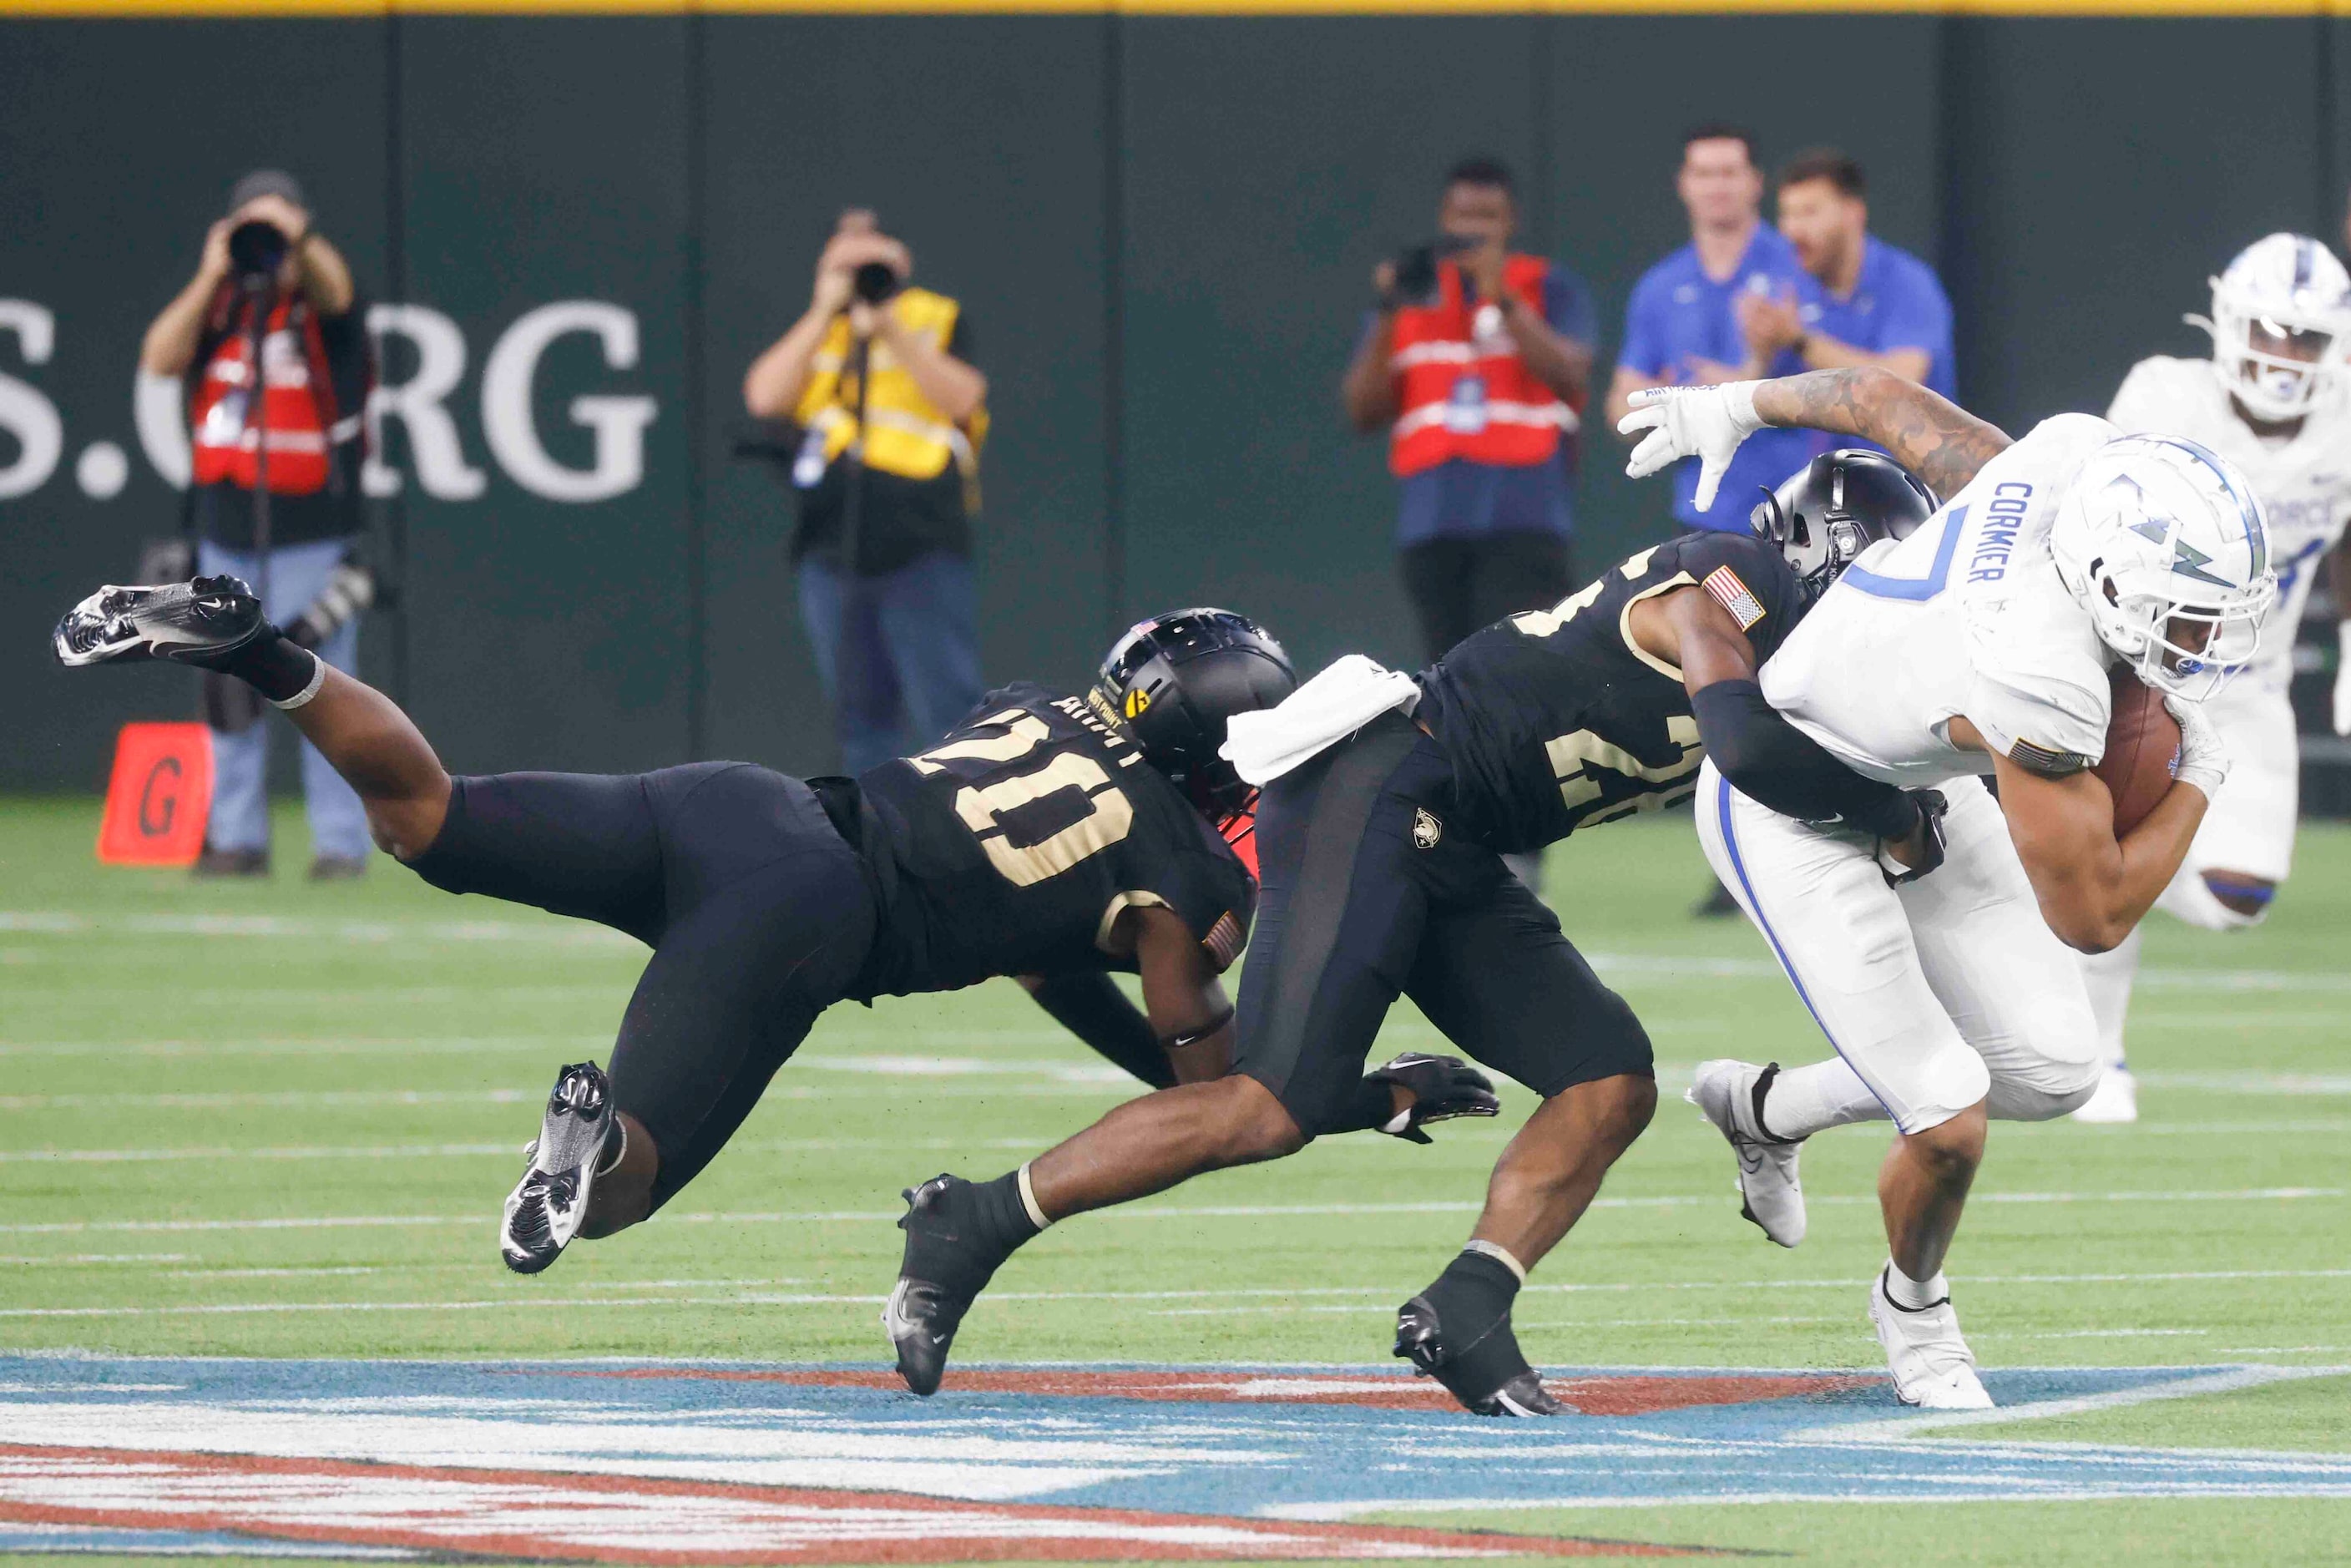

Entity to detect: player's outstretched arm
[1016,972,1178,1090]
[1124,905,1236,1083]
[1961,718,2210,953]
[1749,368,2011,499]
[1619,367,2010,509]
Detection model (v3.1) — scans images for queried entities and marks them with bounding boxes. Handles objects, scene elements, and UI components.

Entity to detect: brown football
[2096,668,2181,835]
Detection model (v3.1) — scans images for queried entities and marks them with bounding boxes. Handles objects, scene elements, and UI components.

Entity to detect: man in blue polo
[1605,124,1810,534]
[1737,147,1955,459]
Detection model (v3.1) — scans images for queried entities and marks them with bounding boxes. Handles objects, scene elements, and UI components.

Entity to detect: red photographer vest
[188,296,351,496]
[1388,255,1576,478]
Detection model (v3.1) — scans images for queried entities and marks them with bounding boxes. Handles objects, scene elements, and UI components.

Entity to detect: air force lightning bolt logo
[2118,479,2235,589]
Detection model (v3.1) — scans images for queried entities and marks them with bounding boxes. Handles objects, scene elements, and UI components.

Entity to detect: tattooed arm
[1751,367,2011,498]
[1620,365,2013,508]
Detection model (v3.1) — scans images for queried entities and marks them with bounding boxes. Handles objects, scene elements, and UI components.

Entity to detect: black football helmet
[1091,608,1296,827]
[1752,448,1938,607]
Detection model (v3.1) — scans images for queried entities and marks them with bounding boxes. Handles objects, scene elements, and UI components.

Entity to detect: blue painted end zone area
[0,1356,2344,1523]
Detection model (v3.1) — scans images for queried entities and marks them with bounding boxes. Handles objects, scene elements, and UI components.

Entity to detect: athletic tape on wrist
[1015,1161,1051,1232]
[268,652,327,711]
[1463,1238,1528,1283]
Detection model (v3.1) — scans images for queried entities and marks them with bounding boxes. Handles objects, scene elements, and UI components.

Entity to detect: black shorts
[1232,713,1651,1138]
[409,762,876,1209]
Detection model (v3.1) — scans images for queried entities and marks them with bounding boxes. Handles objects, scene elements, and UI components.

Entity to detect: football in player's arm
[1621,366,2272,1409]
[877,451,1941,1419]
[2073,236,2351,1120]
[1624,365,2230,950]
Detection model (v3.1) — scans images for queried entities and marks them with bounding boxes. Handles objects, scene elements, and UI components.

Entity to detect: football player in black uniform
[53,597,1500,1274]
[885,451,1947,1414]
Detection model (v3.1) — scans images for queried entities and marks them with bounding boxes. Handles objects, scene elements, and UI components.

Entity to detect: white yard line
[10,911,2346,998]
[5,1270,2349,1319]
[1789,1363,2348,1443]
[0,1191,2338,1233]
[1265,1485,2351,1518]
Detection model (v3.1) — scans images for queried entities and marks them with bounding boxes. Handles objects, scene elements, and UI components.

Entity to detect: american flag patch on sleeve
[1702,564,1768,631]
[1204,911,1246,970]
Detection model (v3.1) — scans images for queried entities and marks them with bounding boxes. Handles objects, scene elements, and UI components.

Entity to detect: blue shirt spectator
[1606,125,1813,534]
[1745,149,1958,466]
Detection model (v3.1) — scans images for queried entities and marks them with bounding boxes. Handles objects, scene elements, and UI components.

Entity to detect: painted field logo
[0,1358,2343,1562]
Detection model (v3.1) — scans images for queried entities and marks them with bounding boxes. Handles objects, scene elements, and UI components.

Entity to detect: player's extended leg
[884,716,1440,1396]
[491,763,878,1270]
[54,577,453,857]
[1393,875,1656,1417]
[1693,761,1995,1409]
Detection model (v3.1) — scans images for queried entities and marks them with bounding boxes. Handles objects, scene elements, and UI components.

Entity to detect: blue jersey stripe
[1713,773,1900,1125]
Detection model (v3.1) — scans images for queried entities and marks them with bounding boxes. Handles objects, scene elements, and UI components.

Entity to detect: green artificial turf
[1,795,2346,1565]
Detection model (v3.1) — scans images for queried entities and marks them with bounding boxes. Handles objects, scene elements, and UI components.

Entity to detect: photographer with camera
[743,208,988,775]
[1341,156,1594,667]
[139,169,377,880]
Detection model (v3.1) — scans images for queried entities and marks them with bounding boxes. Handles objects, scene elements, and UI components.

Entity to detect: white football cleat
[2070,1066,2138,1124]
[1869,1267,1993,1409]
[1686,1059,1806,1247]
[501,1061,617,1275]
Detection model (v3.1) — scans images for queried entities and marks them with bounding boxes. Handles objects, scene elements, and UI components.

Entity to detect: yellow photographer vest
[791,287,986,508]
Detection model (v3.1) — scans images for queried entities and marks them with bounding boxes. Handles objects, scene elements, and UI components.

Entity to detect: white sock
[1883,1258,1949,1310]
[1757,1059,1888,1141]
[2078,926,2141,1074]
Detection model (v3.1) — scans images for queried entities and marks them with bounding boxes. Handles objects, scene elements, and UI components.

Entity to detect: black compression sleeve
[1691,680,1919,841]
[1022,971,1176,1090]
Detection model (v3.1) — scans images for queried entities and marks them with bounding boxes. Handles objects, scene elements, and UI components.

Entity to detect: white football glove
[2333,623,2351,736]
[1615,382,1765,512]
[2165,692,2229,803]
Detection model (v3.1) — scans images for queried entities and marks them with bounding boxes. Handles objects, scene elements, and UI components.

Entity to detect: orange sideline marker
[97,723,214,867]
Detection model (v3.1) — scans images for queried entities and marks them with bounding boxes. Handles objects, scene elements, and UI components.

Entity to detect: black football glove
[1366,1052,1501,1144]
[1875,787,1949,888]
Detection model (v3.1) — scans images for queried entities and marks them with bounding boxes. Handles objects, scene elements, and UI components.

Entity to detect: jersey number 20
[909,711,1135,887]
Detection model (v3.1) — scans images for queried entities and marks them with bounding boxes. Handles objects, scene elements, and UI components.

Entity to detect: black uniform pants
[1232,713,1651,1138]
[409,762,877,1209]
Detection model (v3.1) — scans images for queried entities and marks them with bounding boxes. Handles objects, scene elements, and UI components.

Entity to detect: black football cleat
[53,577,270,669]
[1367,1052,1501,1143]
[1395,1294,1564,1418]
[501,1061,616,1275]
[886,1174,1011,1397]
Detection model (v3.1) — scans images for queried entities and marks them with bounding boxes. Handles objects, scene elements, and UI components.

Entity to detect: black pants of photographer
[1398,530,1573,893]
[1398,532,1575,665]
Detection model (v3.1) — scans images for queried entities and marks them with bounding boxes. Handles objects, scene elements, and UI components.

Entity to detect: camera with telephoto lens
[852,260,901,306]
[1387,233,1483,309]
[226,219,291,286]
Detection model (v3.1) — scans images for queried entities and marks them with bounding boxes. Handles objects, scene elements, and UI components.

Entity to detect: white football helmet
[2050,435,2277,701]
[2190,233,2351,422]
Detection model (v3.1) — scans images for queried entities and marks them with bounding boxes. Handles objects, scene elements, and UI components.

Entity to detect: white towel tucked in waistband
[1218,654,1420,787]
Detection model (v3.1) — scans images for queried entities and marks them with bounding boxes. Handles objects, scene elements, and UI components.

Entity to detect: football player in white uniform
[2071,234,2351,1122]
[1618,366,2274,1407]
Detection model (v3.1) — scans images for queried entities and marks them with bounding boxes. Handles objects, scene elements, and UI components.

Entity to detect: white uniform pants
[2156,675,2296,928]
[1695,761,2101,1135]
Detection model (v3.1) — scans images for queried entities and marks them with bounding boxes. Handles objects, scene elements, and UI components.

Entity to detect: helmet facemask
[2052,439,2278,702]
[2191,235,2351,423]
[2199,291,2344,422]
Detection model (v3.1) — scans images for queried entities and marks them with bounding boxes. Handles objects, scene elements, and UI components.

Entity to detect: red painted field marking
[543,1366,1878,1414]
[0,1445,1691,1562]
